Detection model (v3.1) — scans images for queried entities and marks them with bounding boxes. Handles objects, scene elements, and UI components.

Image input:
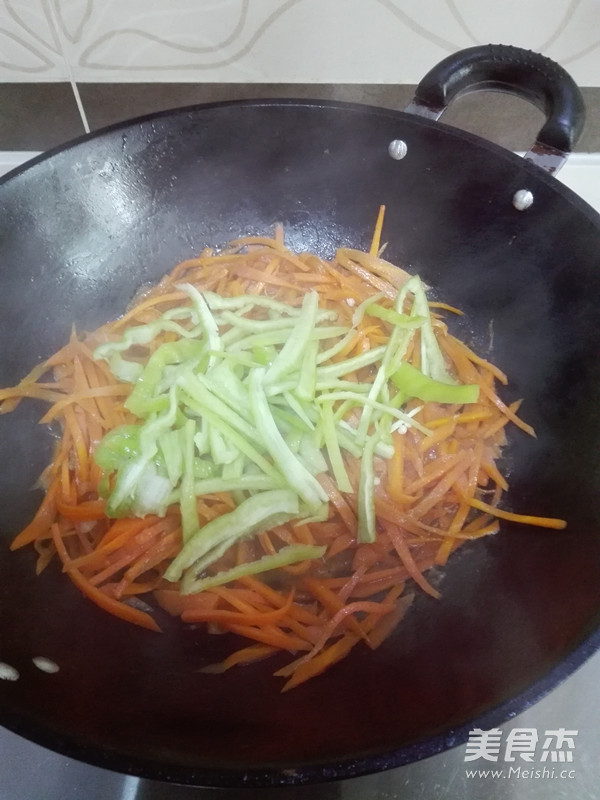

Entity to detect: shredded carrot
[467,497,567,529]
[384,524,441,599]
[2,228,567,690]
[280,633,360,691]
[369,205,386,256]
[10,477,60,549]
[200,644,277,674]
[50,524,161,632]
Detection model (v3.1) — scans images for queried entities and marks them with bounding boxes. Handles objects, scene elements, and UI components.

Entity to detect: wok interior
[0,102,599,784]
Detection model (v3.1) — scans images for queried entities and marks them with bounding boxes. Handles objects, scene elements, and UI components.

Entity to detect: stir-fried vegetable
[0,213,566,689]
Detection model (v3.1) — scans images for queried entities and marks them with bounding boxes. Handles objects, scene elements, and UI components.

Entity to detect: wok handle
[405,44,585,175]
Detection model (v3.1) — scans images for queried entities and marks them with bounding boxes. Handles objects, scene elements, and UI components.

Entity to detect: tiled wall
[2,0,599,84]
[1,0,599,150]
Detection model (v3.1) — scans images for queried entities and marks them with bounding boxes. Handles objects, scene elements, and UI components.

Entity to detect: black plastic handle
[412,44,585,154]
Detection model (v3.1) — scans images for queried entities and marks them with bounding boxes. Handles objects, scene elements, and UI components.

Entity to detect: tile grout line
[67,79,91,135]
[46,4,90,134]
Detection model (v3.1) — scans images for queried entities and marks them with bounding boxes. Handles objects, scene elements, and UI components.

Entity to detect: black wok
[1,45,599,787]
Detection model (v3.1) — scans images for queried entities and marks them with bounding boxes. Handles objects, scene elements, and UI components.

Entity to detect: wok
[0,44,599,788]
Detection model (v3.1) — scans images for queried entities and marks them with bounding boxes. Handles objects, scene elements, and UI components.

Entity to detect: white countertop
[554,153,600,210]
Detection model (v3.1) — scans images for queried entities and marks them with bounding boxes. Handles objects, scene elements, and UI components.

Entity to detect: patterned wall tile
[0,0,598,85]
[71,0,600,85]
[0,0,70,80]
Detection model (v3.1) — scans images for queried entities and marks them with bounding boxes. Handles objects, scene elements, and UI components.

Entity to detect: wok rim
[1,95,599,788]
[2,624,599,787]
[1,95,599,227]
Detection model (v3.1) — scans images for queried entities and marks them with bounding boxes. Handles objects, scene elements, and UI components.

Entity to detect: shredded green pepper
[92,271,479,588]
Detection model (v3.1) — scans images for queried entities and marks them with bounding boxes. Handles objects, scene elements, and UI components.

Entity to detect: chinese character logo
[541,729,578,762]
[504,728,538,762]
[464,727,578,763]
[464,728,503,762]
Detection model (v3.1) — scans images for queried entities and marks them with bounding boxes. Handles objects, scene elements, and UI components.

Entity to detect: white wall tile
[0,0,599,85]
[0,0,70,80]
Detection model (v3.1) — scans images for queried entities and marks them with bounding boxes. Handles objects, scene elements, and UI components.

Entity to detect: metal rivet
[513,189,534,211]
[33,656,60,674]
[388,139,408,160]
[0,662,19,681]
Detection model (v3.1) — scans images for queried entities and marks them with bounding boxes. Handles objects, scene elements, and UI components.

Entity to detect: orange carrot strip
[342,574,406,599]
[317,473,357,532]
[406,450,471,521]
[62,405,89,483]
[0,384,66,409]
[302,576,369,641]
[39,385,130,424]
[237,576,323,627]
[336,564,369,603]
[276,600,394,679]
[386,431,407,505]
[446,335,508,384]
[353,565,406,587]
[325,530,355,559]
[115,531,181,596]
[281,633,361,691]
[428,301,463,315]
[86,524,168,586]
[86,516,153,556]
[291,523,315,546]
[111,290,192,330]
[10,477,60,549]
[480,401,521,440]
[426,409,494,430]
[366,593,414,650]
[369,205,386,256]
[384,523,441,599]
[207,585,264,614]
[51,524,161,632]
[405,452,463,494]
[154,588,220,617]
[419,421,457,453]
[200,644,278,674]
[443,338,532,436]
[56,498,106,520]
[227,623,311,653]
[257,530,277,556]
[480,458,509,492]
[468,498,567,529]
[182,590,295,626]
